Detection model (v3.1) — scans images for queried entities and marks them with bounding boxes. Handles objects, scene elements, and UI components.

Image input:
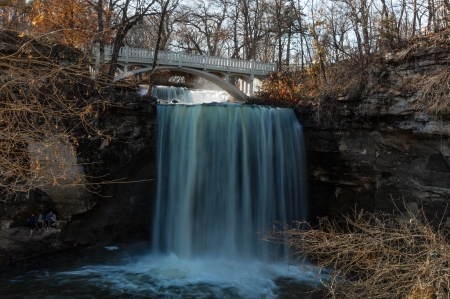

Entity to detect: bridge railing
[102,45,277,76]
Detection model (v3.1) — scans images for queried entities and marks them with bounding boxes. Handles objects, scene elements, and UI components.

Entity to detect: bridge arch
[114,66,248,102]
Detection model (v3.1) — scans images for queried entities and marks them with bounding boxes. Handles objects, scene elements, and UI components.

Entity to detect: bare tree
[107,0,158,78]
[0,30,111,195]
[174,0,229,56]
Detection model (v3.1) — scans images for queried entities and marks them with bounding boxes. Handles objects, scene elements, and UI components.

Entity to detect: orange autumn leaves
[258,68,324,104]
[1,0,98,47]
[259,72,301,103]
[31,0,98,46]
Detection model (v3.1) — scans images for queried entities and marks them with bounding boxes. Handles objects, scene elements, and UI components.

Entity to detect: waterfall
[152,86,193,103]
[0,103,315,299]
[0,101,316,299]
[139,85,230,103]
[153,103,307,261]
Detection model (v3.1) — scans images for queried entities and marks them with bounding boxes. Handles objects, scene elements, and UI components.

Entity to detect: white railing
[99,45,277,76]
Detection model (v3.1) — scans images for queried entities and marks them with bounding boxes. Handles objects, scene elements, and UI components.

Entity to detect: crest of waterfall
[152,86,192,102]
[153,103,307,261]
[138,85,230,103]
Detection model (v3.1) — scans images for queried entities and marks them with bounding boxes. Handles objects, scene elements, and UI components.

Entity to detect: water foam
[59,253,322,299]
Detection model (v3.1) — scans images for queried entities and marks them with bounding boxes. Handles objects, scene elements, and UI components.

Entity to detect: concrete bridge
[92,44,277,102]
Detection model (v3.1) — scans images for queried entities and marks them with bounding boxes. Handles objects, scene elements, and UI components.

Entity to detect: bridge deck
[102,45,277,77]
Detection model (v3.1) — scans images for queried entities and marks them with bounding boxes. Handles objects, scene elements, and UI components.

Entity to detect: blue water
[0,244,324,298]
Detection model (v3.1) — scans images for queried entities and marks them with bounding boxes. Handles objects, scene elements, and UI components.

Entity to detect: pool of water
[0,243,325,299]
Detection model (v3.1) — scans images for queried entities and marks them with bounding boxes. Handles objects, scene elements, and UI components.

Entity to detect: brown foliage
[256,60,372,128]
[258,58,373,106]
[1,0,100,48]
[0,29,114,195]
[33,0,98,46]
[262,206,450,299]
[257,72,302,103]
[406,286,434,299]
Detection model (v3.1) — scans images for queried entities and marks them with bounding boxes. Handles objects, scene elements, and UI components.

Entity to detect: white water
[58,253,320,299]
[139,85,230,103]
[1,243,326,299]
[153,103,307,261]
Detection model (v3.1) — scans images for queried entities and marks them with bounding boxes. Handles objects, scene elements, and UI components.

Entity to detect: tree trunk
[278,32,283,72]
[360,0,370,55]
[150,0,171,90]
[412,0,417,36]
[353,20,363,59]
[427,0,434,32]
[97,0,105,65]
[286,28,291,68]
[108,30,126,79]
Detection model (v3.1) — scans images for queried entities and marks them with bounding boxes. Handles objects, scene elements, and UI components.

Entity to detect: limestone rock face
[60,98,158,245]
[306,127,450,224]
[27,136,93,219]
[0,96,157,264]
[301,47,450,225]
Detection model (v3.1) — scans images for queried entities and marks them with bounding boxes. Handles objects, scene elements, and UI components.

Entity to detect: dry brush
[0,29,116,197]
[262,207,450,299]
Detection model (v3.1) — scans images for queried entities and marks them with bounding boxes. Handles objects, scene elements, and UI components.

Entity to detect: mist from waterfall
[153,103,307,261]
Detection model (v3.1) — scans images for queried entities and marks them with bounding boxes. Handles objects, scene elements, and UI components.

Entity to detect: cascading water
[153,103,307,262]
[151,85,192,102]
[139,85,230,103]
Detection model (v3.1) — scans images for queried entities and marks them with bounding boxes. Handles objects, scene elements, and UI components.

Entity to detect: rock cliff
[0,96,157,266]
[301,45,450,226]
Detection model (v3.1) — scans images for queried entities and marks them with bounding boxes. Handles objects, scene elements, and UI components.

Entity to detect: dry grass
[262,205,450,299]
[406,286,434,299]
[415,69,450,115]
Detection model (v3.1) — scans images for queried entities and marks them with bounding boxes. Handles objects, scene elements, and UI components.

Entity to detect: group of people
[28,211,58,238]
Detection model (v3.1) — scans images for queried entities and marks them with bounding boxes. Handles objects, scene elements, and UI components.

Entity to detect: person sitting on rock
[50,212,57,231]
[28,213,36,238]
[36,213,44,235]
[44,212,52,232]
